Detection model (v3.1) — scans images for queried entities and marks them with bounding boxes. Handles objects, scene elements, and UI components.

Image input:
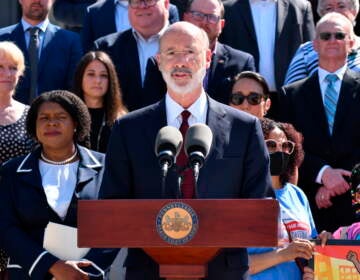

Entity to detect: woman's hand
[317,230,333,247]
[278,238,314,262]
[49,260,91,280]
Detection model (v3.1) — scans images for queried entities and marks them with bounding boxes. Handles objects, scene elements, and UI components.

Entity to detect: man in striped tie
[279,12,360,233]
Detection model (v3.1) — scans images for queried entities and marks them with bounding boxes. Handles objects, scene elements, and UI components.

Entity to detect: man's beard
[25,5,48,21]
[160,66,207,96]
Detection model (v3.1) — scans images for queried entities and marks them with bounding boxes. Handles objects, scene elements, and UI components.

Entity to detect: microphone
[155,126,183,179]
[184,124,213,188]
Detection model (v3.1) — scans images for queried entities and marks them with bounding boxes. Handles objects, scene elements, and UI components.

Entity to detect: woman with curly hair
[0,90,117,279]
[248,118,318,280]
[73,51,127,152]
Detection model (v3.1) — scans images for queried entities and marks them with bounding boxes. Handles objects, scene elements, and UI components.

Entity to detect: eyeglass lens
[319,32,346,41]
[230,92,263,106]
[265,139,295,154]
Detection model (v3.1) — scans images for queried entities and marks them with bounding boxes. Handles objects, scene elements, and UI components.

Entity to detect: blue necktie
[324,74,339,134]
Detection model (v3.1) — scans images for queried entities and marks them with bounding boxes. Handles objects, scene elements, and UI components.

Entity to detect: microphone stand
[160,162,169,198]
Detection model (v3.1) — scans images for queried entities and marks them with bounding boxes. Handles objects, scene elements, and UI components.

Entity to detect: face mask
[269,152,290,176]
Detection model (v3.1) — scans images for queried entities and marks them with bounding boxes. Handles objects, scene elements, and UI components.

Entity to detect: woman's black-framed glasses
[229,92,265,106]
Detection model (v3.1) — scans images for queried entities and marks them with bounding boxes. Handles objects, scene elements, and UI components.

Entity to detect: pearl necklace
[40,150,78,165]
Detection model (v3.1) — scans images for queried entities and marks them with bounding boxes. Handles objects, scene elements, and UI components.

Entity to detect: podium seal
[156,202,199,245]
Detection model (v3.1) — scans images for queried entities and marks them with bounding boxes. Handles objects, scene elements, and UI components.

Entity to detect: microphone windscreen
[155,126,183,157]
[184,124,213,158]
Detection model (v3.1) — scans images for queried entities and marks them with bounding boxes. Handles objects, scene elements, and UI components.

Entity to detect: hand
[317,230,333,247]
[322,168,351,196]
[315,186,333,209]
[49,260,91,280]
[303,266,314,280]
[347,250,358,262]
[278,238,314,262]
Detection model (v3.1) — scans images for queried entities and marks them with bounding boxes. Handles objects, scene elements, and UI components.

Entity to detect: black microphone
[184,124,213,195]
[155,126,183,179]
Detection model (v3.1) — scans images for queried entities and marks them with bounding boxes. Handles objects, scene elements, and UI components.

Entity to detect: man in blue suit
[82,0,180,52]
[100,22,272,280]
[0,0,83,104]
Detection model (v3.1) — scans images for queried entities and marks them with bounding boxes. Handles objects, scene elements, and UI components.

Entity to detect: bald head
[316,12,354,38]
[159,21,210,50]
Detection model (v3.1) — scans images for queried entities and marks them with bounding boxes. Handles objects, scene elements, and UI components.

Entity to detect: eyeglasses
[229,92,265,106]
[186,11,221,24]
[160,49,200,61]
[319,32,347,41]
[265,139,295,155]
[129,0,159,9]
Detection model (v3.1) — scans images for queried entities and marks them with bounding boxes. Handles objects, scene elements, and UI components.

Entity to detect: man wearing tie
[280,12,360,232]
[99,22,272,279]
[0,0,82,104]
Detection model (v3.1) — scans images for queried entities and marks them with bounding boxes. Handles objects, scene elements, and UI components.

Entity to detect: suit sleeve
[244,54,256,72]
[66,32,83,89]
[52,0,94,28]
[99,119,133,199]
[302,1,316,42]
[241,118,273,198]
[81,7,95,53]
[0,165,58,279]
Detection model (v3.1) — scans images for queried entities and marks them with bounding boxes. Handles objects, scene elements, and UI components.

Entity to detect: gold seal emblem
[156,202,198,245]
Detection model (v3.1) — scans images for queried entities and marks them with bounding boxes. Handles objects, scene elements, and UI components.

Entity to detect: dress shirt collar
[250,0,277,3]
[166,90,208,127]
[318,64,347,83]
[21,18,49,33]
[115,0,128,7]
[132,22,169,42]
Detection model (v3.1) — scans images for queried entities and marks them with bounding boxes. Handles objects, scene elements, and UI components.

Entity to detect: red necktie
[177,110,195,198]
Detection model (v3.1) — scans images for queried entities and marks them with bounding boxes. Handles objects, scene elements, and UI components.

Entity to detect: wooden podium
[78,199,279,279]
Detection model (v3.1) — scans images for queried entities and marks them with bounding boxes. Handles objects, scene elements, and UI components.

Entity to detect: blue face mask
[269,152,290,176]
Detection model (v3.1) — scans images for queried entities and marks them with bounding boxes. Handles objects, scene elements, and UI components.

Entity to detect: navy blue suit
[99,96,272,279]
[94,29,166,111]
[82,0,179,52]
[0,145,118,280]
[279,69,360,232]
[0,22,83,104]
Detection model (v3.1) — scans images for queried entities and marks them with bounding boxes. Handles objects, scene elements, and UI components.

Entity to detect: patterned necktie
[324,74,339,134]
[177,110,195,198]
[28,27,40,104]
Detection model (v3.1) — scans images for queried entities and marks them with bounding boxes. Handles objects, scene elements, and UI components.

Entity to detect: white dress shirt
[250,0,277,91]
[114,0,131,33]
[39,161,79,220]
[132,24,168,85]
[165,91,208,128]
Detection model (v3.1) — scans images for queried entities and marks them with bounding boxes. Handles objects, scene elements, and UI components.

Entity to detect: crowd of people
[0,0,360,279]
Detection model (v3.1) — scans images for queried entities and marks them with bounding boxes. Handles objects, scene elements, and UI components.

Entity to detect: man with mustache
[99,21,272,280]
[0,0,82,104]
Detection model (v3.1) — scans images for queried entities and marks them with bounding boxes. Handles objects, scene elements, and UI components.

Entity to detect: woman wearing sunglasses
[248,118,318,280]
[229,71,271,119]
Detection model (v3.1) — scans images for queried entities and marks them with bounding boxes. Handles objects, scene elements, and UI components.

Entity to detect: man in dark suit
[99,21,272,280]
[280,12,360,232]
[94,0,171,111]
[0,0,82,105]
[182,0,256,104]
[82,0,179,51]
[219,0,315,118]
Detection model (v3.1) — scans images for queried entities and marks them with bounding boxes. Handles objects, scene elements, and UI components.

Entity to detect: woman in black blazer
[0,90,117,280]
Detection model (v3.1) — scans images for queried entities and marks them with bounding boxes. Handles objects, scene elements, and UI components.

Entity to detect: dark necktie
[28,27,40,103]
[177,110,195,198]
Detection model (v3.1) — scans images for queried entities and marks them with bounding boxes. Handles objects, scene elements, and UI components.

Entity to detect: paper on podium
[43,222,90,260]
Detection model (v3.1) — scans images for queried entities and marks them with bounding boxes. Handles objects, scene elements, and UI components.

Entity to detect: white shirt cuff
[316,165,331,184]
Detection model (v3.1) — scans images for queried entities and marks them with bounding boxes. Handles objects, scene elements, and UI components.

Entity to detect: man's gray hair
[317,0,359,17]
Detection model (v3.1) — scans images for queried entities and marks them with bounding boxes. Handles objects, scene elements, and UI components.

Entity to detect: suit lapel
[16,148,43,190]
[237,0,257,42]
[276,0,288,40]
[332,70,360,136]
[207,43,227,91]
[13,23,28,59]
[105,0,117,34]
[304,72,332,139]
[38,24,56,76]
[197,97,230,196]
